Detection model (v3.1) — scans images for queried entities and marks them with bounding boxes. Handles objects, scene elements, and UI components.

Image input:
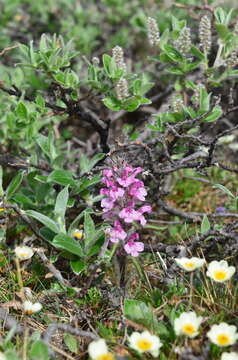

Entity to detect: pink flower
[119,207,141,223]
[103,169,113,178]
[129,180,147,201]
[109,185,125,200]
[124,241,144,256]
[101,197,115,211]
[138,205,152,214]
[117,167,143,187]
[108,221,127,243]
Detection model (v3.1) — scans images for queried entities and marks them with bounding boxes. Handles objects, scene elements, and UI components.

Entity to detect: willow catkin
[147,17,160,47]
[176,27,192,56]
[199,15,212,54]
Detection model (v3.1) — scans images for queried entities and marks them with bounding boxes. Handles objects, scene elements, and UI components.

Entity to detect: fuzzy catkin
[226,50,238,68]
[171,96,184,112]
[176,27,192,56]
[199,15,212,54]
[112,46,127,73]
[147,17,160,47]
[116,78,129,101]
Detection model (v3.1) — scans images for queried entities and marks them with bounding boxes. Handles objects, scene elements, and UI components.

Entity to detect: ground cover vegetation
[0,0,238,359]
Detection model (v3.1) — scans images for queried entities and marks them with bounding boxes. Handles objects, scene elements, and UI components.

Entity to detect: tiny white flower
[128,331,162,357]
[175,257,205,272]
[72,229,84,240]
[206,260,235,283]
[174,311,203,338]
[207,323,238,347]
[221,352,238,360]
[23,301,42,315]
[15,246,34,261]
[88,339,115,360]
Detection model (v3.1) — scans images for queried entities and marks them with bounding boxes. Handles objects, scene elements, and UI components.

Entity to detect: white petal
[88,339,108,359]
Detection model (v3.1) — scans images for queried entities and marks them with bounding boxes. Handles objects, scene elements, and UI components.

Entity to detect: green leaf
[54,186,69,231]
[47,170,75,186]
[163,45,184,63]
[70,260,86,275]
[34,134,51,159]
[190,46,205,60]
[124,299,169,336]
[123,97,140,112]
[26,210,59,233]
[199,87,211,113]
[215,24,230,40]
[30,340,49,360]
[84,213,95,249]
[6,171,24,200]
[214,7,226,24]
[64,333,78,353]
[103,97,121,111]
[203,106,222,122]
[213,184,234,198]
[16,102,28,120]
[201,215,210,234]
[76,176,101,193]
[53,233,84,257]
[103,54,112,77]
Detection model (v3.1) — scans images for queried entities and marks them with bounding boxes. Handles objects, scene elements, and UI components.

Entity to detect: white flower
[15,246,34,261]
[206,260,235,282]
[174,311,203,338]
[0,353,6,360]
[128,331,162,357]
[221,352,238,360]
[23,301,42,315]
[175,257,205,272]
[88,339,114,360]
[207,323,238,347]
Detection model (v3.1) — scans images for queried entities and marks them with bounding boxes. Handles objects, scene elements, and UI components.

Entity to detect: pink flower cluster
[100,165,151,256]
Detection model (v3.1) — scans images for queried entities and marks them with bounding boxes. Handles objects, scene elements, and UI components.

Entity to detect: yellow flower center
[182,324,196,336]
[136,339,153,351]
[96,354,114,360]
[19,252,28,257]
[73,231,83,240]
[184,262,195,269]
[214,270,227,281]
[217,334,230,346]
[0,208,5,212]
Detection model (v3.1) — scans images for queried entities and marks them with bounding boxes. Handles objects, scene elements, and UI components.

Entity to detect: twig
[43,323,98,345]
[35,249,72,289]
[0,45,19,56]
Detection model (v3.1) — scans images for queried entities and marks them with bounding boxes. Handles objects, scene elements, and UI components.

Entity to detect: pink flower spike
[124,241,144,256]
